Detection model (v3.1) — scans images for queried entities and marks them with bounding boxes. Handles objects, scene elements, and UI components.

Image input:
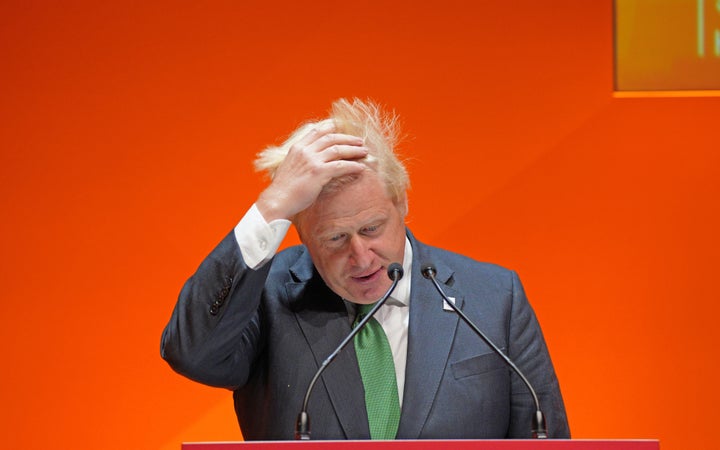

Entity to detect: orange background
[1,1,718,450]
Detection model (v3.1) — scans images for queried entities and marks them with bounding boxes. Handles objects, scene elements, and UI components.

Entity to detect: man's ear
[396,192,409,218]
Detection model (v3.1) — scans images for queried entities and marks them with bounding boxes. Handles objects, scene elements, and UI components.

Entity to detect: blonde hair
[254,98,409,213]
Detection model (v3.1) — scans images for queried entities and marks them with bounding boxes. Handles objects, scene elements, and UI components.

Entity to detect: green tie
[353,303,401,440]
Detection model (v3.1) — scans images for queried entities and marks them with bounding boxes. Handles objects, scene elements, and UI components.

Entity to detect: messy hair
[254,98,410,214]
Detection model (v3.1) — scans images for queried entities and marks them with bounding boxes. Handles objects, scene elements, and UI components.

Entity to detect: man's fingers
[319,143,369,163]
[325,159,367,179]
[287,127,368,164]
[293,120,364,154]
[309,132,364,151]
[293,120,337,148]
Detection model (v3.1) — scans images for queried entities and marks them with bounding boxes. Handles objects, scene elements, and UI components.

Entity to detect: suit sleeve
[507,271,571,438]
[160,231,271,390]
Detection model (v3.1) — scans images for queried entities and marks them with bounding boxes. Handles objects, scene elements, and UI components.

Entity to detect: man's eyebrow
[312,224,346,240]
[315,215,388,236]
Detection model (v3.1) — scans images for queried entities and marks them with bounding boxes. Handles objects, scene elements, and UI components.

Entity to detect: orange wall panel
[1,2,718,450]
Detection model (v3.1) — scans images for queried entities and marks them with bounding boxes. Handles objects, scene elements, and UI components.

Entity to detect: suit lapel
[287,255,370,439]
[397,238,463,439]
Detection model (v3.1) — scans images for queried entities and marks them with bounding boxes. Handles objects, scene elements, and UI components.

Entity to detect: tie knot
[357,303,376,316]
[354,303,377,327]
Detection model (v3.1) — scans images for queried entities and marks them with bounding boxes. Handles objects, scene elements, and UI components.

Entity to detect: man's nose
[348,235,372,268]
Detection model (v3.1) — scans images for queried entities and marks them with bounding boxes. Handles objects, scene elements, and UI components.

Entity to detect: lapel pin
[443,296,456,311]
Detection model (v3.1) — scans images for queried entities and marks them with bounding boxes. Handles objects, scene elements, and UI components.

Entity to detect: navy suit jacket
[161,229,569,440]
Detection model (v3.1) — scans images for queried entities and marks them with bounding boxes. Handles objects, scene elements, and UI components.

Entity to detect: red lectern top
[182,440,659,450]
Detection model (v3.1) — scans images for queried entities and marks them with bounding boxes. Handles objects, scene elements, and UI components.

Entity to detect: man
[161,98,570,440]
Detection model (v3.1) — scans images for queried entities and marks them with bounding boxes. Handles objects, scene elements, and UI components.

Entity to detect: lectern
[183,440,659,450]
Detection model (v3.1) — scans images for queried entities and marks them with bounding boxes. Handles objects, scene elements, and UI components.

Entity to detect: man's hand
[256,120,369,222]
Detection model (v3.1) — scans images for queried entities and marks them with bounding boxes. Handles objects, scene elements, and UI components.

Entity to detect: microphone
[421,263,548,439]
[295,262,404,440]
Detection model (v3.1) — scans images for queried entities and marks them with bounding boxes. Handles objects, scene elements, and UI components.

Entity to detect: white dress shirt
[234,204,412,406]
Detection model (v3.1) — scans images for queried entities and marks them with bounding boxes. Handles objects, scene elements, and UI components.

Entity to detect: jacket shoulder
[416,240,517,291]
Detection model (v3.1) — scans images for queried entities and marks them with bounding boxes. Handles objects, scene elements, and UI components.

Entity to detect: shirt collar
[387,237,412,307]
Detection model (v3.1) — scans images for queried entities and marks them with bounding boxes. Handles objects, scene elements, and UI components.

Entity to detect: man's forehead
[296,170,401,235]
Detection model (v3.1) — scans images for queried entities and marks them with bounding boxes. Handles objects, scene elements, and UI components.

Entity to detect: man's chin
[344,285,389,304]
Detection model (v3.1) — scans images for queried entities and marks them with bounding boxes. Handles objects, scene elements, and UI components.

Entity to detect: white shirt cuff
[233,204,291,269]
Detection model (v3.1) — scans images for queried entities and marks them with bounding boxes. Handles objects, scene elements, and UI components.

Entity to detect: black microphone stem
[423,266,548,439]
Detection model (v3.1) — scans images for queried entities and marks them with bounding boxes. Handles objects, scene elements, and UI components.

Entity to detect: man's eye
[362,225,379,234]
[329,233,346,242]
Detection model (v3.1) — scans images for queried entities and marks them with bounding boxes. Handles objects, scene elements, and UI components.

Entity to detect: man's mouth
[351,267,382,283]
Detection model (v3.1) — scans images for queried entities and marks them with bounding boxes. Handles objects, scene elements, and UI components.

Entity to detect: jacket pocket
[451,350,507,380]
